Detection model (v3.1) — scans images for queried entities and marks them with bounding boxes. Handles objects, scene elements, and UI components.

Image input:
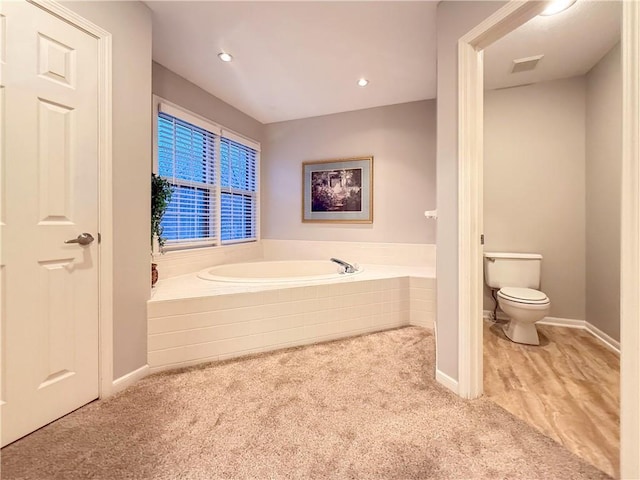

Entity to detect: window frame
[152,95,261,252]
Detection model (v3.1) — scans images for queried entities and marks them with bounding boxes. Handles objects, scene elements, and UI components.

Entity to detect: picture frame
[302,156,373,223]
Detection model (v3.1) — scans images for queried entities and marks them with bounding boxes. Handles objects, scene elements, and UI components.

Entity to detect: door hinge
[480,234,485,245]
[98,232,102,244]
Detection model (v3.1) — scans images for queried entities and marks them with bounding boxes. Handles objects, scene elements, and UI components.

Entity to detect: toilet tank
[483,252,542,289]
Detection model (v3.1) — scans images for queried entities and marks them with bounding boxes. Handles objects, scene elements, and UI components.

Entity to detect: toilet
[483,252,551,345]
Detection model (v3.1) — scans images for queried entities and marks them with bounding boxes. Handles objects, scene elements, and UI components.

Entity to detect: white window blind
[158,112,218,246]
[155,99,260,249]
[220,137,258,243]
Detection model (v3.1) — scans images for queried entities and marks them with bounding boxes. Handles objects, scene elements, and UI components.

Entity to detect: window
[155,99,259,249]
[157,112,217,244]
[220,137,258,242]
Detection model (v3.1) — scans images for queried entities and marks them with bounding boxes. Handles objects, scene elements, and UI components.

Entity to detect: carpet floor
[2,327,609,479]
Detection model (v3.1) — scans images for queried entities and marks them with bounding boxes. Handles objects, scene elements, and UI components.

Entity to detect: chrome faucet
[330,258,356,274]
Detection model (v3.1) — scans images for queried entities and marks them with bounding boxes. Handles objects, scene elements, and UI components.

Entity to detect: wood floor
[483,320,620,478]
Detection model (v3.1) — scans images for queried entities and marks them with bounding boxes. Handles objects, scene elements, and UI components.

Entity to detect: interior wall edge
[435,0,522,382]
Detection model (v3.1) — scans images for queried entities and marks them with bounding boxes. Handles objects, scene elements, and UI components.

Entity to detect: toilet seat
[498,287,549,305]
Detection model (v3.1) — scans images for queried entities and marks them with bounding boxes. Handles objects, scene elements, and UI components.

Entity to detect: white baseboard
[483,310,620,354]
[538,316,586,328]
[436,369,459,395]
[112,364,149,394]
[433,322,458,394]
[585,322,620,354]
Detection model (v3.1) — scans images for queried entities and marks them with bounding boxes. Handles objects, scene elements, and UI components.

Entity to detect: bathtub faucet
[330,258,357,274]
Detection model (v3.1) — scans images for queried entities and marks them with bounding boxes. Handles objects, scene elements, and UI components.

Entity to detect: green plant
[151,173,173,250]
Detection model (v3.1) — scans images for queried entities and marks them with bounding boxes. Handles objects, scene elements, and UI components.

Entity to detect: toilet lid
[498,287,549,305]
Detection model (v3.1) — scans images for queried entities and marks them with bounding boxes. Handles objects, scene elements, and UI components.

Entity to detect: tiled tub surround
[410,276,435,329]
[148,265,435,373]
[153,242,263,279]
[153,240,436,281]
[262,239,436,267]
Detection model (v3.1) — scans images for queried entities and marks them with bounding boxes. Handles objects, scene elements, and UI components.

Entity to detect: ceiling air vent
[511,55,544,73]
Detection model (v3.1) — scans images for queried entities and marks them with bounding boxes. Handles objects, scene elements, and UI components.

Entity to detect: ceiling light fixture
[218,52,233,62]
[540,0,577,16]
[357,78,369,87]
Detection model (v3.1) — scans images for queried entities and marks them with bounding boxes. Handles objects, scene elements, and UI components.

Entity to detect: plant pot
[151,263,159,287]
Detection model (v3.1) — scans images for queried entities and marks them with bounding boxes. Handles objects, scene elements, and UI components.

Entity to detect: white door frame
[456,0,549,400]
[457,0,640,476]
[27,0,115,398]
[619,1,640,477]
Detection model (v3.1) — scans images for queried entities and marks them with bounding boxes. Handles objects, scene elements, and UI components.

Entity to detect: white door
[1,0,100,446]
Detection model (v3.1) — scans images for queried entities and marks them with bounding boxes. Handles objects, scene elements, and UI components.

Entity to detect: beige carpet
[2,327,609,479]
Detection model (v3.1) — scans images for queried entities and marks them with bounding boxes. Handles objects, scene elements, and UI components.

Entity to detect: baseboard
[435,369,459,395]
[585,322,620,354]
[538,316,586,328]
[484,310,620,354]
[112,364,149,394]
[433,322,458,394]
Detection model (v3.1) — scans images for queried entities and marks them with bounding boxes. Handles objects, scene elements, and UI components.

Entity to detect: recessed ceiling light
[540,0,577,16]
[357,78,369,87]
[218,52,233,62]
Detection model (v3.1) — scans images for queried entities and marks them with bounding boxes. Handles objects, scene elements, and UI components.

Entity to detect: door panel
[1,1,100,447]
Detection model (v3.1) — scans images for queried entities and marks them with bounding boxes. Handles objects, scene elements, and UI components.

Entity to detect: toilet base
[503,321,540,346]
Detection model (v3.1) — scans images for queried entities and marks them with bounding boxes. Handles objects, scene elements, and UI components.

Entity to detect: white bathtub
[197,260,363,283]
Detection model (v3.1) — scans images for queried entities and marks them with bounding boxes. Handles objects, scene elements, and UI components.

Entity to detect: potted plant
[151,173,173,286]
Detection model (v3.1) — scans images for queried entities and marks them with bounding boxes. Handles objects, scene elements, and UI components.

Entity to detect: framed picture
[302,156,373,223]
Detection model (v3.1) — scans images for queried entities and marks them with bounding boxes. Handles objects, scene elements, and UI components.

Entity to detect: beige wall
[152,62,264,143]
[483,78,587,320]
[261,100,436,244]
[436,1,505,381]
[586,44,622,341]
[61,1,152,379]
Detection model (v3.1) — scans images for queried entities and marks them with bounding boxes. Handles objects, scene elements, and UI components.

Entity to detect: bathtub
[197,260,363,283]
[148,263,436,373]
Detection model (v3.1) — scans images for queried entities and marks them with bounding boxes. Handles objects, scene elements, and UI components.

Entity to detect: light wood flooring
[483,320,620,478]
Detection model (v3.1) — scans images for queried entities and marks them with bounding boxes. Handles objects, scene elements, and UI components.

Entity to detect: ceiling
[147,1,621,125]
[484,0,621,90]
[147,1,438,124]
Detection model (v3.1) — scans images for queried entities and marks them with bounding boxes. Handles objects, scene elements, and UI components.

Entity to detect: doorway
[457,0,640,477]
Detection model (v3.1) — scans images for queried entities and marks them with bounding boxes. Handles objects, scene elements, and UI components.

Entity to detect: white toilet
[483,252,551,345]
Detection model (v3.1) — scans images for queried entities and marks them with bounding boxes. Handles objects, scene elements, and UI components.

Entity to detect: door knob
[65,233,95,246]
